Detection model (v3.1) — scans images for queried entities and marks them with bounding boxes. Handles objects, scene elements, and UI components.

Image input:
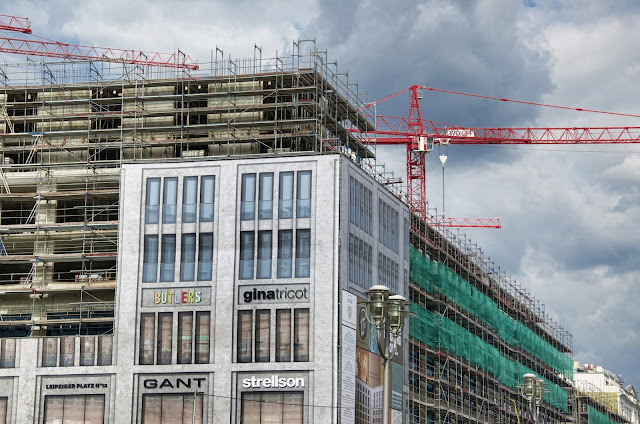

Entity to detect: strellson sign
[239,284,310,304]
[242,375,305,389]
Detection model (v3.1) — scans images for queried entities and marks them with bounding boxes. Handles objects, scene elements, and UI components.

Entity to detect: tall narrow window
[295,229,310,278]
[239,232,254,280]
[259,173,274,220]
[197,233,214,281]
[139,313,155,365]
[200,176,215,222]
[157,312,172,365]
[97,335,113,366]
[237,311,253,363]
[180,234,196,281]
[279,172,294,219]
[182,176,198,223]
[195,312,210,364]
[276,309,291,362]
[178,312,193,364]
[42,338,57,367]
[349,177,355,224]
[162,177,178,223]
[80,337,95,366]
[241,173,256,221]
[143,235,159,283]
[0,339,16,368]
[257,231,272,279]
[296,171,311,218]
[145,178,160,224]
[277,230,293,278]
[160,234,176,282]
[255,310,270,362]
[294,309,309,362]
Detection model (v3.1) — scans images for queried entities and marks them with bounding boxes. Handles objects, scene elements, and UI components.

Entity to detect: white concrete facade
[0,152,410,423]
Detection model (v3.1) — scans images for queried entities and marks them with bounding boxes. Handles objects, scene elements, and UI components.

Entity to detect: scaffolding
[0,41,374,336]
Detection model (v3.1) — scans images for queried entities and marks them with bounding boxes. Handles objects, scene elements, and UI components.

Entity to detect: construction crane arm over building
[0,14,197,70]
[0,14,31,34]
[357,84,640,219]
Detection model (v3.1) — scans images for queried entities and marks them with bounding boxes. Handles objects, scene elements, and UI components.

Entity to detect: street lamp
[363,285,412,424]
[519,373,546,423]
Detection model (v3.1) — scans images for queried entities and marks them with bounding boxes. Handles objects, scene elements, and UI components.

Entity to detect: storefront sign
[239,284,309,304]
[242,375,305,389]
[142,287,211,307]
[143,377,206,390]
[45,383,108,390]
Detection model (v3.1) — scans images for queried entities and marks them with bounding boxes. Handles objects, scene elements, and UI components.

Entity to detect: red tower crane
[359,85,640,224]
[0,14,198,70]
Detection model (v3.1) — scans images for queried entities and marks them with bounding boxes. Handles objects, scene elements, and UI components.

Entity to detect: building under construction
[0,43,589,423]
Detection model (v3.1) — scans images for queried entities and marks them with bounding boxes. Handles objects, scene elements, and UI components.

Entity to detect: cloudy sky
[2,0,639,388]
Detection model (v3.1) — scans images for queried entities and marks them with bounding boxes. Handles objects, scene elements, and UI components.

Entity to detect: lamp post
[520,373,546,424]
[192,391,204,424]
[363,285,412,424]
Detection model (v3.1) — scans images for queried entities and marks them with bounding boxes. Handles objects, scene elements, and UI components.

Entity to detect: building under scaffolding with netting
[0,43,598,423]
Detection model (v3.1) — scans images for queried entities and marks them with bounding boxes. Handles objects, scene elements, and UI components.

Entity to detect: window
[139,313,155,365]
[241,173,256,221]
[97,335,113,366]
[278,172,294,219]
[180,234,196,281]
[239,232,255,280]
[257,231,272,279]
[145,178,160,224]
[142,393,203,424]
[157,312,173,365]
[44,395,105,424]
[178,312,193,364]
[195,312,210,364]
[277,230,293,278]
[0,397,6,424]
[239,309,308,364]
[42,338,57,367]
[0,339,16,368]
[160,235,176,282]
[197,233,213,281]
[295,229,310,278]
[200,176,215,222]
[143,235,159,283]
[162,177,178,224]
[241,392,303,424]
[255,310,270,362]
[237,311,253,363]
[258,173,273,220]
[296,171,311,218]
[80,337,95,366]
[294,309,309,362]
[182,176,198,223]
[276,310,291,362]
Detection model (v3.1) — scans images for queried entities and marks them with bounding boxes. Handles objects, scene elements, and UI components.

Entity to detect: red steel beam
[0,14,31,34]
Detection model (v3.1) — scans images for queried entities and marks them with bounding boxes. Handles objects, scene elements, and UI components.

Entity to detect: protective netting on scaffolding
[409,247,573,378]
[588,406,617,424]
[409,248,571,412]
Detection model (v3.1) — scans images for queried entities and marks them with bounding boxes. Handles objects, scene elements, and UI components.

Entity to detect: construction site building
[0,44,578,423]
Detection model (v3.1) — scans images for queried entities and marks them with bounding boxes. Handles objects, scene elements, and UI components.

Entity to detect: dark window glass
[143,235,158,283]
[237,311,252,363]
[278,172,294,219]
[160,234,176,282]
[294,309,309,362]
[241,174,256,221]
[180,234,196,281]
[295,229,310,278]
[296,171,311,218]
[182,176,198,223]
[145,178,160,224]
[162,178,178,223]
[200,176,215,222]
[239,232,254,280]
[259,173,274,220]
[197,233,214,281]
[277,230,293,278]
[257,231,272,279]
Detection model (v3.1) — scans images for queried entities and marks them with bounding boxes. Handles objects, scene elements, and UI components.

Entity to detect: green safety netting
[410,307,569,412]
[588,406,617,424]
[409,247,573,379]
